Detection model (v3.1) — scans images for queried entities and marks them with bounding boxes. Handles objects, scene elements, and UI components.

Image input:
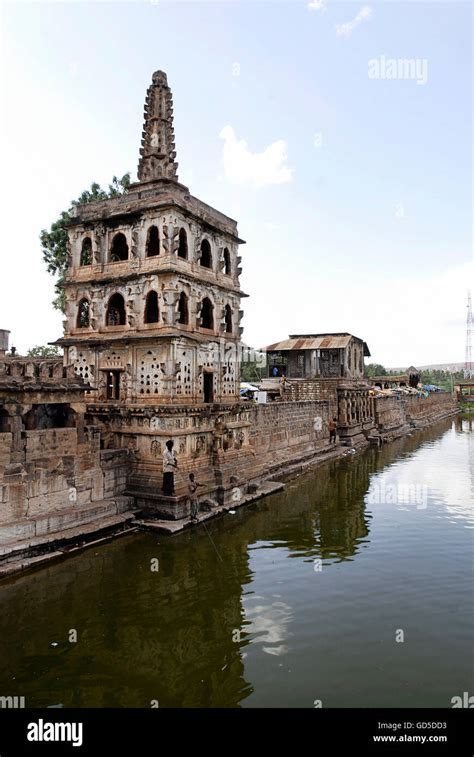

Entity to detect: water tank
[0,330,10,355]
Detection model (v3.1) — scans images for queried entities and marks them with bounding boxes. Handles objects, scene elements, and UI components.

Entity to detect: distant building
[368,366,420,390]
[265,333,370,380]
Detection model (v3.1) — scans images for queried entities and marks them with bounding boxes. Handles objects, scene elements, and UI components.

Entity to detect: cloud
[243,256,473,368]
[308,0,327,11]
[219,125,294,188]
[336,5,373,37]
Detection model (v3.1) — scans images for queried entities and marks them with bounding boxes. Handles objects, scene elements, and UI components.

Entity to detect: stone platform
[134,480,284,534]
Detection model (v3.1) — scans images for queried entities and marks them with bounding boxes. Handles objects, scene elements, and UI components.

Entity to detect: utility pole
[465,291,473,379]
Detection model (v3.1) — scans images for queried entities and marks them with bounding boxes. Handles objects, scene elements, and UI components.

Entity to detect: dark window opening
[146,225,160,257]
[110,232,129,262]
[145,291,159,323]
[178,228,188,259]
[225,304,233,333]
[77,298,90,328]
[106,293,126,326]
[24,403,74,430]
[177,292,189,325]
[203,373,214,404]
[80,237,92,266]
[0,409,10,433]
[200,297,214,329]
[106,370,121,400]
[200,239,212,268]
[223,248,231,275]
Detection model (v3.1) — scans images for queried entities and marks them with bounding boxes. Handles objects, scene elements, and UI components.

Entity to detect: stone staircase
[0,496,136,571]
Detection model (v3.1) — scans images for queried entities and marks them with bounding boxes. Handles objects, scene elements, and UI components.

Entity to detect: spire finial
[137,70,178,183]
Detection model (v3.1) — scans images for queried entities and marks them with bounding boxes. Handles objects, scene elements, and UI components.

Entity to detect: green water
[0,415,472,708]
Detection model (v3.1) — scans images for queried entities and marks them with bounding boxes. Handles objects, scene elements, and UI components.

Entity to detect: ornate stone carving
[137,71,179,183]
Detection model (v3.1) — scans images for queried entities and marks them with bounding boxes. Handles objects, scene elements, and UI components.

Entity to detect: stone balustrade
[0,358,76,383]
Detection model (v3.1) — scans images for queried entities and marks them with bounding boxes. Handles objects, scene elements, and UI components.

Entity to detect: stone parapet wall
[283,378,340,403]
[403,393,456,422]
[0,358,77,384]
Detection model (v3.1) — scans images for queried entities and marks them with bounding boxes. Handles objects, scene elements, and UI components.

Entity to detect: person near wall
[328,418,337,445]
[188,473,204,522]
[162,439,178,495]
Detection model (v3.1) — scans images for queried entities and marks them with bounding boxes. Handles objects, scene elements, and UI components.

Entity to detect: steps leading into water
[0,497,138,574]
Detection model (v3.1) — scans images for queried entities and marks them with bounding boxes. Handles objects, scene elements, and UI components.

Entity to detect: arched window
[80,237,92,266]
[177,292,189,325]
[224,304,233,334]
[200,239,212,269]
[200,297,214,329]
[77,298,90,328]
[178,228,188,259]
[110,232,129,262]
[106,293,126,326]
[146,225,160,257]
[223,248,231,276]
[144,291,159,323]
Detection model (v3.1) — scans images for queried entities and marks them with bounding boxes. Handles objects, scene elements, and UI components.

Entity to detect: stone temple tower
[56,71,254,516]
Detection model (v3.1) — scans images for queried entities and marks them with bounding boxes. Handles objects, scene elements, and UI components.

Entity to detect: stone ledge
[0,510,140,577]
[134,480,284,534]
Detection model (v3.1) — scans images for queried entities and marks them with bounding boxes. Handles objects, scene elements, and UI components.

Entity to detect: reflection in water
[243,597,292,657]
[0,415,472,707]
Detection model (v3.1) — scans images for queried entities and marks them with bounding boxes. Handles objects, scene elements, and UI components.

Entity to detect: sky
[0,0,472,367]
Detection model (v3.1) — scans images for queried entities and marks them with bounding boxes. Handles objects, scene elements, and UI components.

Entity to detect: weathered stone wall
[283,378,340,403]
[404,393,456,423]
[373,393,457,441]
[247,399,336,477]
[0,425,133,544]
[374,396,409,436]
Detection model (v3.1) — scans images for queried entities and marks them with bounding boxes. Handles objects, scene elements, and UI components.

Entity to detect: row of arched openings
[76,293,233,332]
[79,231,231,273]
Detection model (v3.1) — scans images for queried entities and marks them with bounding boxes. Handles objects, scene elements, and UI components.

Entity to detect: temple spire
[137,71,179,183]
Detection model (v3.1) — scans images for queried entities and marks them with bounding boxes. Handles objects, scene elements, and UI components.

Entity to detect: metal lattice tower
[465,290,473,378]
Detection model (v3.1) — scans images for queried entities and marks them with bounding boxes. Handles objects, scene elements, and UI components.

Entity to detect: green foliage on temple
[26,345,62,358]
[240,360,265,383]
[40,174,131,312]
[364,363,389,377]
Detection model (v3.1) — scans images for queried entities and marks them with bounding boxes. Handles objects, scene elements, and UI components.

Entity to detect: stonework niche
[106,293,126,326]
[77,298,90,328]
[200,297,214,330]
[138,349,163,396]
[222,348,237,397]
[146,225,160,257]
[80,237,92,266]
[224,304,233,334]
[199,239,212,269]
[223,247,231,275]
[176,349,193,398]
[73,351,95,386]
[177,291,189,324]
[144,291,159,323]
[110,232,129,262]
[178,228,188,259]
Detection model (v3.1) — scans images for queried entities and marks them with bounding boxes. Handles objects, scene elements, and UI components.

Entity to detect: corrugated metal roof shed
[266,333,371,356]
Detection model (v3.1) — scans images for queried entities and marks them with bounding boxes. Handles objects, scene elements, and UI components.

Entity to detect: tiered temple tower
[56,71,256,516]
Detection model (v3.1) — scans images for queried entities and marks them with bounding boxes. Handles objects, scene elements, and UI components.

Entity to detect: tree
[40,174,131,312]
[27,345,62,358]
[364,363,388,378]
